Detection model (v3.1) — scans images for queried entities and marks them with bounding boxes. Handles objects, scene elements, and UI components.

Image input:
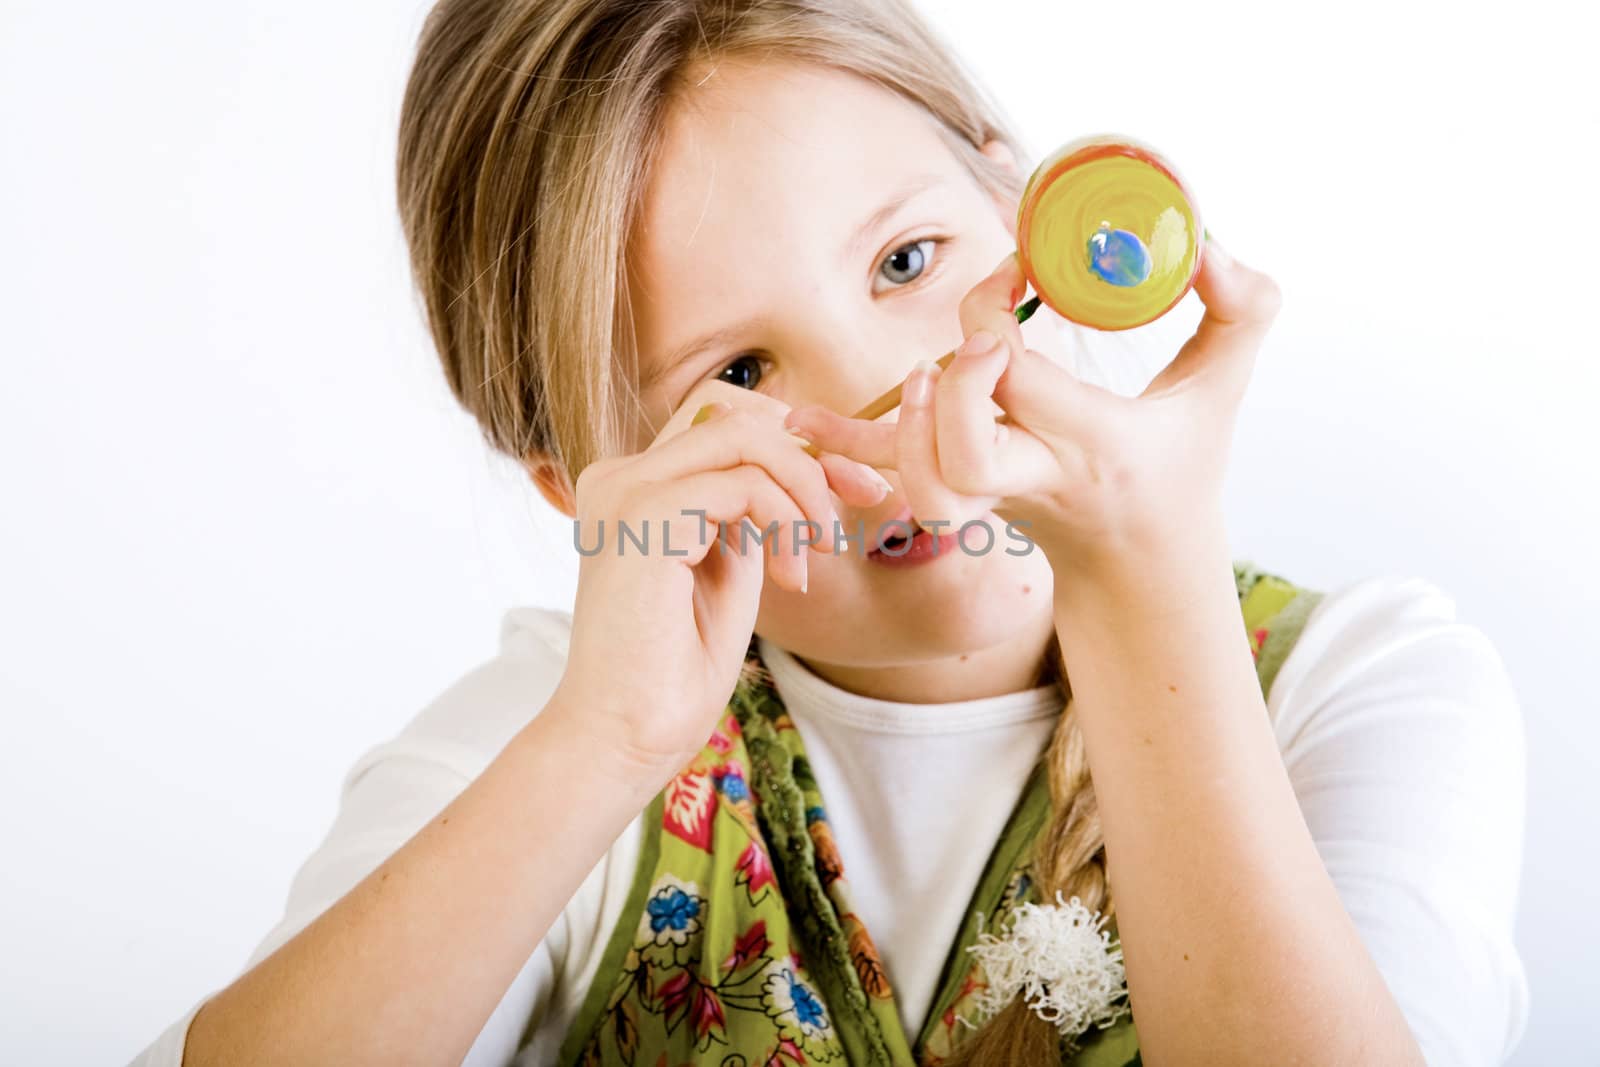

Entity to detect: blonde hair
[396,0,1103,1061]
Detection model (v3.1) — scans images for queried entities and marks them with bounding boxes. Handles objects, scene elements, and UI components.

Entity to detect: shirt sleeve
[126,606,604,1067]
[1269,576,1531,1067]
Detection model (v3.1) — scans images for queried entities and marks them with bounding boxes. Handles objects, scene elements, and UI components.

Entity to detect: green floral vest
[544,560,1323,1067]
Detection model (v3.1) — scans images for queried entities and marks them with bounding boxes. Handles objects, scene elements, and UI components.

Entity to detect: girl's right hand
[548,380,892,789]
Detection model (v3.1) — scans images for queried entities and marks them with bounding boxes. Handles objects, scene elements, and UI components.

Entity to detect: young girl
[131,0,1528,1064]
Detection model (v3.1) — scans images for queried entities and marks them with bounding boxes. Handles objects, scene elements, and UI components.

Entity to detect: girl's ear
[525,452,578,518]
[979,138,1020,240]
[980,137,1017,175]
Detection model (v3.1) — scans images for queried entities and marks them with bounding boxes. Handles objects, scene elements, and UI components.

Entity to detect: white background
[2,0,1595,1062]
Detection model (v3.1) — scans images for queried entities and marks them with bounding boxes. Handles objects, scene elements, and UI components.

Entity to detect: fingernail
[957,330,1001,358]
[784,421,814,445]
[864,466,892,496]
[905,360,936,406]
[692,403,722,426]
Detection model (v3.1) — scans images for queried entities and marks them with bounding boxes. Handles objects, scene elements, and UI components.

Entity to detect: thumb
[1146,235,1283,401]
[1190,236,1284,326]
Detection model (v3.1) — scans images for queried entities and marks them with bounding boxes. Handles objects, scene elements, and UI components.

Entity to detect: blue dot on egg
[1087,223,1152,288]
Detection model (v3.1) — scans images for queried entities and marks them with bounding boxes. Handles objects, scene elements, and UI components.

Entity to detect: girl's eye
[715,353,766,391]
[875,237,944,292]
[694,237,947,401]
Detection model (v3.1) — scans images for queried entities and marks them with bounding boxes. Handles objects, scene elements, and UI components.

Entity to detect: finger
[963,257,1117,446]
[933,328,1010,495]
[635,404,841,554]
[648,466,813,593]
[896,360,980,528]
[663,380,888,517]
[990,343,1119,453]
[936,336,1061,499]
[957,251,1030,367]
[783,405,898,470]
[649,378,820,453]
[816,451,892,508]
[1142,235,1282,402]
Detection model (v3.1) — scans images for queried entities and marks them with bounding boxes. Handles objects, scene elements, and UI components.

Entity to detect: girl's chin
[759,554,1054,658]
[760,598,1052,672]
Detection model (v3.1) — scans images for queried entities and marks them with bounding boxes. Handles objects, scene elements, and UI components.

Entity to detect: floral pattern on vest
[549,560,1323,1067]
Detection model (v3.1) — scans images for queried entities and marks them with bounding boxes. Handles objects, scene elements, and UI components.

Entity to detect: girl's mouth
[867,509,960,567]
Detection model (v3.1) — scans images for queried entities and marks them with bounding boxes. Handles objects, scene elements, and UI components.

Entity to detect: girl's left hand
[781,237,1283,592]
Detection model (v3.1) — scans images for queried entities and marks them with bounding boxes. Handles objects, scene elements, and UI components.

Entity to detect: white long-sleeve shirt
[128,573,1530,1067]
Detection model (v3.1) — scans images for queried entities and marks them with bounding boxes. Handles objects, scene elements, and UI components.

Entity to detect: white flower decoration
[759,960,834,1043]
[964,891,1131,1040]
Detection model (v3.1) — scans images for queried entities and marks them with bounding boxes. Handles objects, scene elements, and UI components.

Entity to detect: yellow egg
[1017,135,1202,331]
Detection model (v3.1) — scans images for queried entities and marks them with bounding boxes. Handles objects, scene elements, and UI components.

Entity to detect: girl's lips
[866,505,960,567]
[872,504,917,552]
[867,524,960,567]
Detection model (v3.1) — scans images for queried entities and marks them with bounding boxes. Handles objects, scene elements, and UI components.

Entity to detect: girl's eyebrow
[644,319,759,388]
[838,172,948,268]
[643,172,949,389]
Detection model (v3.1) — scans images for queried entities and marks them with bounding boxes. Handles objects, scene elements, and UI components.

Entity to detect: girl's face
[628,57,1057,694]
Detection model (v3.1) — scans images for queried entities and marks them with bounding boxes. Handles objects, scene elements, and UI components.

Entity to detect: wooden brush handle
[795,294,1037,459]
[798,347,1015,459]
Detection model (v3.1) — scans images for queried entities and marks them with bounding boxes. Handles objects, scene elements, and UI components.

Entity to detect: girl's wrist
[1049,514,1234,630]
[534,685,688,802]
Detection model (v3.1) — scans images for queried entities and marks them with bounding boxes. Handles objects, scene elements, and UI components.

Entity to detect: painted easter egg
[1016,135,1202,331]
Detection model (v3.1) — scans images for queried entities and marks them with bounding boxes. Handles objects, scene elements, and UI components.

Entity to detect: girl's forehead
[628,58,973,339]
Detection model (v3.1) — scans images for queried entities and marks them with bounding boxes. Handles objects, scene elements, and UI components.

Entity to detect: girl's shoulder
[1269,569,1525,750]
[1275,571,1520,713]
[361,605,577,786]
[1218,561,1519,740]
[499,604,576,662]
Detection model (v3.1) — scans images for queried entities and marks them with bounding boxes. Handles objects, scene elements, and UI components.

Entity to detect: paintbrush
[790,293,1041,459]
